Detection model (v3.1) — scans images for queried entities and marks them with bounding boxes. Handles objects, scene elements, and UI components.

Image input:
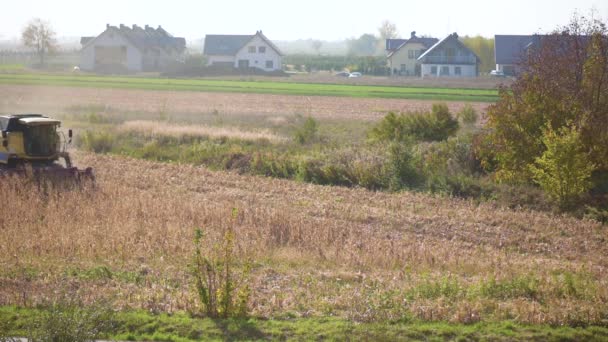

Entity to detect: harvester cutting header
[0,114,94,183]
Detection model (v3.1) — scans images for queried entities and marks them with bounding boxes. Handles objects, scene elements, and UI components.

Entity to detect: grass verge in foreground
[0,73,499,102]
[2,307,607,342]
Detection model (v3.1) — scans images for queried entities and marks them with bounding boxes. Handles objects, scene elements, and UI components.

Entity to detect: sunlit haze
[1,0,607,42]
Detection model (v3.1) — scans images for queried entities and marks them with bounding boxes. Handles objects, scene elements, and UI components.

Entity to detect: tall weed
[192,216,250,318]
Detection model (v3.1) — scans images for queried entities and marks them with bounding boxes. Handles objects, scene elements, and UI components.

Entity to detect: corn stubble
[0,152,606,325]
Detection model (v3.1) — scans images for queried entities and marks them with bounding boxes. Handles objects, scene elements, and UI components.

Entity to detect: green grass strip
[2,306,607,341]
[0,73,499,102]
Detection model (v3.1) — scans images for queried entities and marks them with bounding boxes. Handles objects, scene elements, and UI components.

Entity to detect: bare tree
[22,18,57,66]
[378,20,399,41]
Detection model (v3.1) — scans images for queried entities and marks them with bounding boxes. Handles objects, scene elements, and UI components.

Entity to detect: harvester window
[24,125,59,156]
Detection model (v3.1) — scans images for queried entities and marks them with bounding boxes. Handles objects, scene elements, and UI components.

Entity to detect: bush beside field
[73,106,561,213]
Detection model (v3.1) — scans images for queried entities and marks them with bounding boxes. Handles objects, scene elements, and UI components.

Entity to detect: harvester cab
[0,114,94,183]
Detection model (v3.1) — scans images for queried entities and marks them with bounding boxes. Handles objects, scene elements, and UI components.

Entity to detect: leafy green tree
[580,32,608,166]
[481,14,608,184]
[529,125,595,208]
[347,34,379,56]
[461,36,495,73]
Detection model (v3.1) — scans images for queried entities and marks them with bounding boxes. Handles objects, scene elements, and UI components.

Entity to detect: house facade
[417,33,479,78]
[386,32,438,76]
[203,31,283,72]
[80,24,186,72]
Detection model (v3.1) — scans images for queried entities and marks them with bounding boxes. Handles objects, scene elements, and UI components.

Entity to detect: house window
[238,60,249,68]
[430,66,437,75]
[266,60,273,69]
[455,66,462,75]
[400,64,406,72]
[259,46,266,53]
[440,66,450,76]
[248,46,256,53]
[408,50,414,59]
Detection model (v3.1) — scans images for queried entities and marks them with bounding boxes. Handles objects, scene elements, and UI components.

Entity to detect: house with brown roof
[386,31,438,76]
[80,24,186,72]
[203,31,283,72]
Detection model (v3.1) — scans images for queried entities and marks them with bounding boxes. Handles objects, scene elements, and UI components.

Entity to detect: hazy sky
[1,0,607,42]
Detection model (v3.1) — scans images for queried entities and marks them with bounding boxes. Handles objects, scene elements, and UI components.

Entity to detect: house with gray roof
[385,38,408,52]
[494,35,538,75]
[203,31,283,72]
[495,34,596,76]
[417,33,480,78]
[386,31,438,76]
[80,24,186,72]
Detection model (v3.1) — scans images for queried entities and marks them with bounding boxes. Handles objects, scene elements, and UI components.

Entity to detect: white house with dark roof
[80,24,186,72]
[203,31,283,71]
[386,32,438,76]
[417,33,480,78]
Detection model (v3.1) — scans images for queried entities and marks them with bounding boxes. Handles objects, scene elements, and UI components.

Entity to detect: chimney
[106,23,110,29]
[145,25,150,30]
[411,31,417,39]
[132,24,138,30]
[453,32,458,38]
[120,24,126,30]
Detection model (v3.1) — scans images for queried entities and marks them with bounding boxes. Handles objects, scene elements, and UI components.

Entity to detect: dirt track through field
[0,84,489,121]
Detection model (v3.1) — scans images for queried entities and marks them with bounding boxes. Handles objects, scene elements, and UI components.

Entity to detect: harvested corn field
[1,152,606,325]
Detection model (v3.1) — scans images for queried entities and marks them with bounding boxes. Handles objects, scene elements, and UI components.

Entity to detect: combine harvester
[0,114,94,185]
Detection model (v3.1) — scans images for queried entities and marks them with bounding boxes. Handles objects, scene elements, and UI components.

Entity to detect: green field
[0,64,25,71]
[0,73,499,102]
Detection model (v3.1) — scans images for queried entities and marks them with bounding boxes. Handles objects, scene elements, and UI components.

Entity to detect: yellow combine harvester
[0,114,94,183]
